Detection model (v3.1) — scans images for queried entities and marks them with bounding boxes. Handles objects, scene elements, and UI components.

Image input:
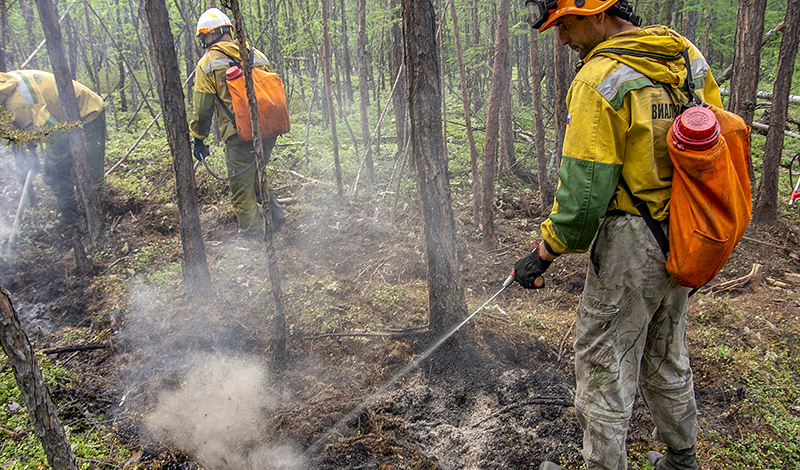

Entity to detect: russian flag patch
[566,114,572,126]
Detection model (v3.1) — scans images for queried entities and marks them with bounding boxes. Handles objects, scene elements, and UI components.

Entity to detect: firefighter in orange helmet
[515,1,717,469]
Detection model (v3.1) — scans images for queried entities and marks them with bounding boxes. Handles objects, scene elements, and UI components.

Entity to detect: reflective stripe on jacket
[541,26,723,255]
[0,70,103,130]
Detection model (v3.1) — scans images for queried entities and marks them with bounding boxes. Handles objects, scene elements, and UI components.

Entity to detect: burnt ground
[2,163,800,470]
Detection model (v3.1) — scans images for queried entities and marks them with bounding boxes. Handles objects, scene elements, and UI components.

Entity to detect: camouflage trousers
[574,213,697,470]
[224,135,285,237]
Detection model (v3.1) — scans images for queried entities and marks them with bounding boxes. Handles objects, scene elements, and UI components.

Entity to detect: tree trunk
[268,0,285,80]
[225,0,287,369]
[0,0,7,72]
[730,0,767,187]
[753,0,800,225]
[115,0,128,111]
[143,0,211,299]
[499,47,514,175]
[517,33,531,106]
[544,37,554,106]
[176,0,197,103]
[469,0,482,110]
[402,0,468,337]
[340,0,354,106]
[552,30,572,176]
[479,0,510,249]
[0,282,78,470]
[684,7,698,45]
[64,14,78,79]
[448,0,480,228]
[702,9,712,58]
[322,0,343,197]
[19,0,38,69]
[730,0,767,127]
[35,0,103,244]
[356,0,374,182]
[389,0,408,155]
[530,29,551,213]
[82,0,101,93]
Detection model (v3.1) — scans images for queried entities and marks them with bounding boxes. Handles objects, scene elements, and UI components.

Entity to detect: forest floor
[1,151,800,470]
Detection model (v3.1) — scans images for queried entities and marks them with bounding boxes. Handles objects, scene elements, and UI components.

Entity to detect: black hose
[199,154,256,181]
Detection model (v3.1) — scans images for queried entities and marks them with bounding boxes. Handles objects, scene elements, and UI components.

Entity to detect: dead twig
[740,236,786,250]
[557,319,576,366]
[471,396,573,428]
[303,328,427,340]
[41,343,112,355]
[273,167,320,183]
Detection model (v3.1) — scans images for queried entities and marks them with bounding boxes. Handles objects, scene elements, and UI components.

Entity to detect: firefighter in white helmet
[189,7,285,238]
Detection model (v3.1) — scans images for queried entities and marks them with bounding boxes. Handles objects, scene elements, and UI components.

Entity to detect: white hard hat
[196,8,232,37]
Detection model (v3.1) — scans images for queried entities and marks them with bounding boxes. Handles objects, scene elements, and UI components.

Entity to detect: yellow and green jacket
[541,26,723,255]
[0,70,104,128]
[0,70,104,158]
[189,41,271,143]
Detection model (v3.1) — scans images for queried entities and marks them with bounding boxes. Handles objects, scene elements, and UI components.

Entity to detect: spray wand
[303,270,533,461]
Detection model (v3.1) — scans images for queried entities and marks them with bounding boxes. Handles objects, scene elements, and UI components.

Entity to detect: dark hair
[607,0,642,26]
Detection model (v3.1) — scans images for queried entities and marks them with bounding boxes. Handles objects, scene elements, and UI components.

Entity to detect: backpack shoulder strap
[209,46,241,68]
[618,176,670,257]
[681,48,703,107]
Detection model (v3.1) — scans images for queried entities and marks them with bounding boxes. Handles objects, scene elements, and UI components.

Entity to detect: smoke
[123,281,306,470]
[144,353,304,470]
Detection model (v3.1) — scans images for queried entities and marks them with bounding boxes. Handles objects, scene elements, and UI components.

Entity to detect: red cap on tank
[225,66,243,81]
[672,106,720,150]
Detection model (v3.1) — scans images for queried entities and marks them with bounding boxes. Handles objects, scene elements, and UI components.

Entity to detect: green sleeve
[541,80,626,254]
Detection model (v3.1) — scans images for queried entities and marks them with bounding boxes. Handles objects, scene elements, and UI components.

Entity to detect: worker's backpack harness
[619,48,752,293]
[214,47,290,141]
[198,47,291,182]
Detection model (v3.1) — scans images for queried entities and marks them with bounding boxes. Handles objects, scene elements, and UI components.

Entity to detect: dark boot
[646,446,699,470]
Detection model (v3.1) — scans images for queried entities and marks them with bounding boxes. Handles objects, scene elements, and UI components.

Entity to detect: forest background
[1,0,800,469]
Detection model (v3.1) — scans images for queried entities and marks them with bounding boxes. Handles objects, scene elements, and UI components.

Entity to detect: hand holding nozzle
[511,243,551,289]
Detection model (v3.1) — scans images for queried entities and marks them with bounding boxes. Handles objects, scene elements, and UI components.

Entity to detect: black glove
[513,245,553,289]
[193,138,209,162]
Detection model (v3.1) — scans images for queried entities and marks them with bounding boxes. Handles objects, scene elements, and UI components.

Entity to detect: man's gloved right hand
[513,245,552,289]
[193,138,209,162]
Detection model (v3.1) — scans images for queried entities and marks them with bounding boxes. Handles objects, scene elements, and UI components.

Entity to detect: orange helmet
[527,0,619,32]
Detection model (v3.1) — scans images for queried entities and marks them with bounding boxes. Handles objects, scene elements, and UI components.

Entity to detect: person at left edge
[0,70,106,227]
[189,7,285,239]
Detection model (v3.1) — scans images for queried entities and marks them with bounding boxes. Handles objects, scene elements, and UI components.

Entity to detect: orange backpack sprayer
[621,49,752,292]
[224,65,290,140]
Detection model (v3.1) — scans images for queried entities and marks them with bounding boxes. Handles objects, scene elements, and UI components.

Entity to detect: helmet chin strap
[200,31,223,49]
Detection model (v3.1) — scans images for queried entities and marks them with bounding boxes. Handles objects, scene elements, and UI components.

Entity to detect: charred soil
[2,172,800,470]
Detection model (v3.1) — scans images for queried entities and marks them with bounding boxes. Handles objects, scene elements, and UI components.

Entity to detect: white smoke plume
[144,352,305,470]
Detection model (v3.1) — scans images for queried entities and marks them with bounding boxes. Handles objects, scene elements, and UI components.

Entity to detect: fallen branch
[105,70,197,176]
[273,168,320,183]
[705,263,763,294]
[7,168,35,248]
[41,343,112,355]
[740,235,786,250]
[751,121,800,140]
[303,327,427,340]
[717,21,785,84]
[105,113,161,176]
[471,396,574,428]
